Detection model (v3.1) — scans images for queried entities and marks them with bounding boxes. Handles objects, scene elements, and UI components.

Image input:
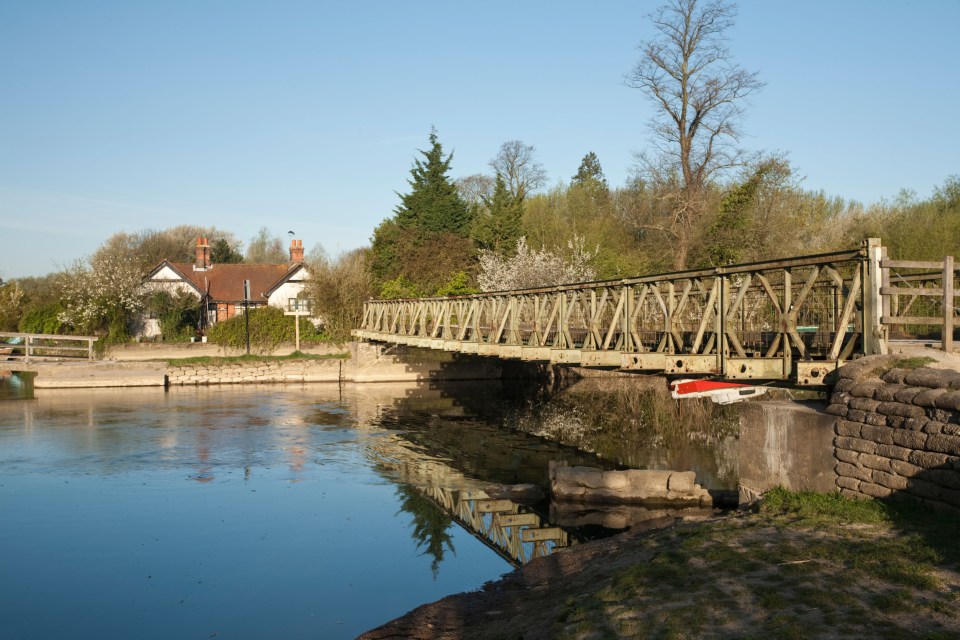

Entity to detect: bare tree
[627,0,763,269]
[489,140,547,200]
[455,173,496,209]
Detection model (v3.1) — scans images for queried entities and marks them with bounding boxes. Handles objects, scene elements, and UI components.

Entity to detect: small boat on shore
[669,378,768,405]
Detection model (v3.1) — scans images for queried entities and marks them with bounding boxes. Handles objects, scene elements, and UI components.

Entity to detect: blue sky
[1,0,958,278]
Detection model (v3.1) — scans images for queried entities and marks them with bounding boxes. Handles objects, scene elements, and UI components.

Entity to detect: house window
[288,298,311,312]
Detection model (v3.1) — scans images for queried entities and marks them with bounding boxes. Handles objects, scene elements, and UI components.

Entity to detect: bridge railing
[355,240,958,382]
[880,253,957,353]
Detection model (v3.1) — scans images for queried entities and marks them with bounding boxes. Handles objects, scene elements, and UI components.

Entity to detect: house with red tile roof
[141,237,310,338]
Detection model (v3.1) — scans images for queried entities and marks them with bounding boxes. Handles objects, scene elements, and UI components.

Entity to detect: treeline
[307,129,960,342]
[0,225,302,343]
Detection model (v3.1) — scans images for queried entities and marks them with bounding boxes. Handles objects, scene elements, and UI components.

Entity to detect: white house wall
[267,279,308,309]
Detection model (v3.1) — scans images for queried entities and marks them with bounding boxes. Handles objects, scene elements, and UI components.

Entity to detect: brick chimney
[195,236,210,270]
[289,239,304,263]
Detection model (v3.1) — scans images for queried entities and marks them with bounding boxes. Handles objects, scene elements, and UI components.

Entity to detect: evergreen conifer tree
[571,152,608,190]
[394,130,472,235]
[472,173,524,256]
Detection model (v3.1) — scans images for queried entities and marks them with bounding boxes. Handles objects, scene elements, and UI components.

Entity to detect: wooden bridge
[354,239,958,386]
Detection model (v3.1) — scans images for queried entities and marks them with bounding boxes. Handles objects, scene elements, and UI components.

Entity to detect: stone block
[872,470,909,491]
[835,436,877,455]
[846,409,867,422]
[934,391,960,411]
[667,472,696,494]
[836,420,862,437]
[939,487,960,508]
[914,388,948,408]
[833,379,855,393]
[876,444,913,462]
[851,381,885,399]
[890,459,923,477]
[860,424,895,445]
[924,434,960,456]
[840,488,867,500]
[927,409,959,425]
[892,429,928,449]
[858,453,892,473]
[904,368,960,389]
[838,356,895,381]
[903,417,928,431]
[836,461,872,483]
[849,397,880,412]
[825,404,849,417]
[836,476,861,492]
[831,391,852,406]
[893,387,924,404]
[834,448,859,464]
[909,450,953,469]
[925,469,960,490]
[886,416,905,429]
[865,412,888,427]
[874,384,905,402]
[922,421,945,435]
[905,478,942,500]
[859,481,893,498]
[881,368,909,384]
[876,402,926,419]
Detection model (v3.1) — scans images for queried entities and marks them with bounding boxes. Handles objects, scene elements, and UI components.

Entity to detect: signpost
[243,279,251,355]
[284,301,310,352]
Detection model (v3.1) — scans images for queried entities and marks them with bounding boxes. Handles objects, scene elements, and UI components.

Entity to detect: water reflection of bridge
[369,440,575,567]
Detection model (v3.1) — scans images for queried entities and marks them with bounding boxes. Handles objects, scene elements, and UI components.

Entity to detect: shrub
[206,306,325,353]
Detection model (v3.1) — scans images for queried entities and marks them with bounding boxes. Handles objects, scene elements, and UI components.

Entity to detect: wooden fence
[0,332,98,362]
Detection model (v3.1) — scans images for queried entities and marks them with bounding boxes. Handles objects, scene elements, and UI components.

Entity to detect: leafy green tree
[305,247,375,342]
[472,173,524,256]
[0,278,24,331]
[245,227,287,264]
[211,238,243,263]
[394,129,472,235]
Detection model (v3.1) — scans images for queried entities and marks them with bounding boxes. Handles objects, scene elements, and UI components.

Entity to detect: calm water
[0,373,738,639]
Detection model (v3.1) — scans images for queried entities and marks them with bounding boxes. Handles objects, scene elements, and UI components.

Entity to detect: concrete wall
[737,400,838,504]
[826,358,960,512]
[167,342,504,385]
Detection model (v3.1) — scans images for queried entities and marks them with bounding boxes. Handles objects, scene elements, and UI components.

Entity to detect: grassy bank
[557,489,959,640]
[164,351,348,367]
[364,488,960,640]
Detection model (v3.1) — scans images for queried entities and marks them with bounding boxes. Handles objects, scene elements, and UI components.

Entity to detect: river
[0,371,738,639]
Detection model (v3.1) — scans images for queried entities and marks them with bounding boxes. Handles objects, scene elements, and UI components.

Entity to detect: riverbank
[5,342,508,389]
[358,488,960,640]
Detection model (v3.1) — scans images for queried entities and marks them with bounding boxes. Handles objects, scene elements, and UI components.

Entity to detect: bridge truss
[354,240,957,385]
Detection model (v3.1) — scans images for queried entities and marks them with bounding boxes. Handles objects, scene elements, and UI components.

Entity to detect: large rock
[549,462,712,507]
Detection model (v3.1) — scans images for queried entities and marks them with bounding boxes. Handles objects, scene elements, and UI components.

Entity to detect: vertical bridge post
[863,238,888,355]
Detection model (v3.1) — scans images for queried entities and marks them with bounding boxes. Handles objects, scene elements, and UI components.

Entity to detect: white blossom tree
[58,251,146,339]
[477,237,597,292]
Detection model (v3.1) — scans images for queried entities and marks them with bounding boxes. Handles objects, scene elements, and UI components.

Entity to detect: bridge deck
[355,240,958,385]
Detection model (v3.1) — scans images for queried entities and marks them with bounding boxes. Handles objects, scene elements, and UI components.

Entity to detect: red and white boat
[669,379,768,405]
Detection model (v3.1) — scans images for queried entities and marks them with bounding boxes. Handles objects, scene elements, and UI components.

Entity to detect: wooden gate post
[863,238,888,355]
[944,255,955,353]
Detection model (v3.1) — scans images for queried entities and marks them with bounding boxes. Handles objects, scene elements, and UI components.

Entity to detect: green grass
[891,356,937,369]
[567,488,960,640]
[165,351,348,366]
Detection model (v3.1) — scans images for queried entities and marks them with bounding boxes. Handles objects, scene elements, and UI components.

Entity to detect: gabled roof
[146,260,304,303]
[264,262,308,297]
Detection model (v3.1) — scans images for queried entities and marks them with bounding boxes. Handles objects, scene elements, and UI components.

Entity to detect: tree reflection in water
[395,483,455,578]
